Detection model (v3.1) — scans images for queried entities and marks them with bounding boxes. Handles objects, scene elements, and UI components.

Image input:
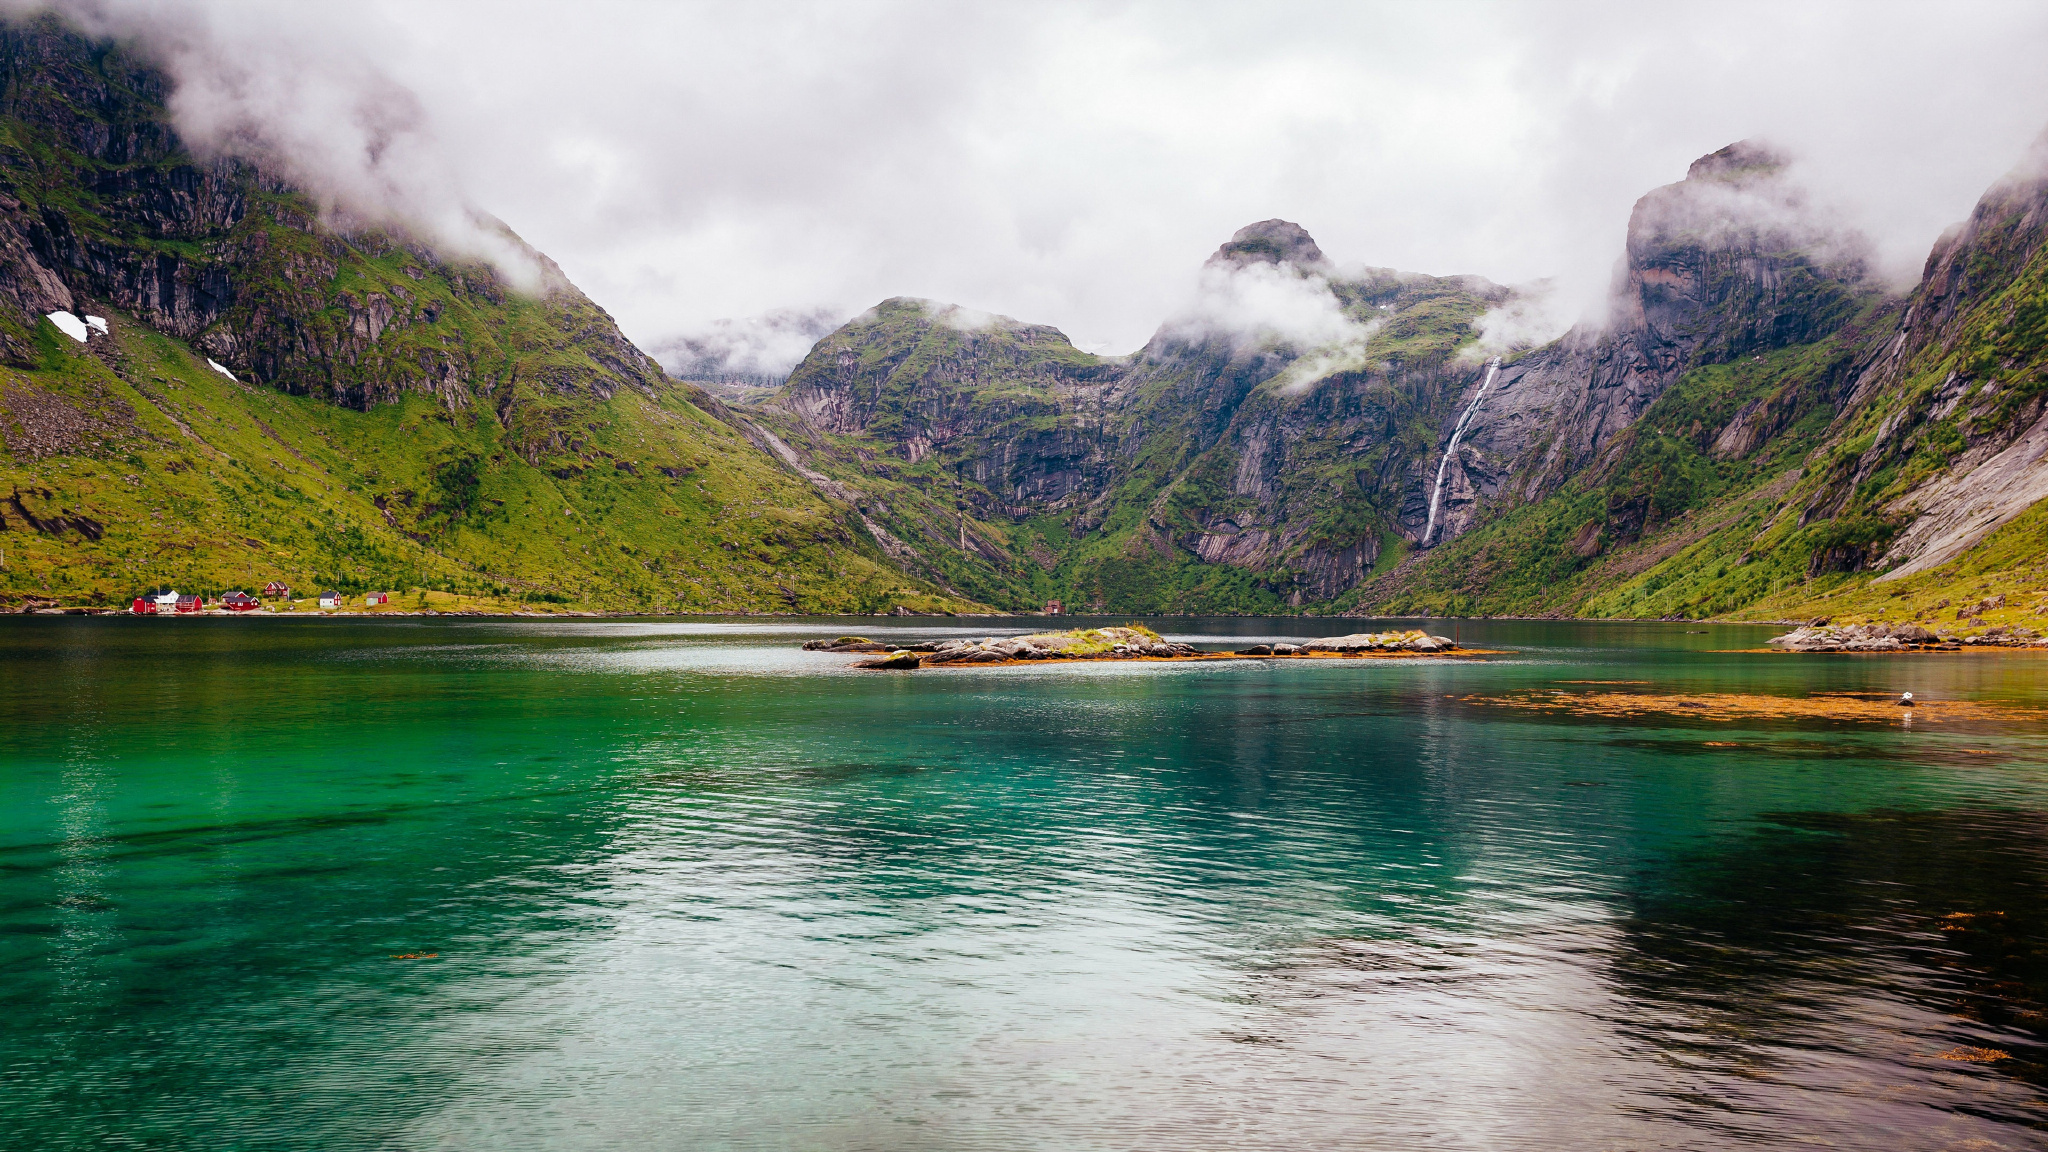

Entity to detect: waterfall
[1422,356,1501,547]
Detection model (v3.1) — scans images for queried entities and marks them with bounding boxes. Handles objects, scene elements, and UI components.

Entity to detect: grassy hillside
[0,307,965,614]
[0,18,973,615]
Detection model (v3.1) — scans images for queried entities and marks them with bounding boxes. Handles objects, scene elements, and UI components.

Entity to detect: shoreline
[4,604,1807,624]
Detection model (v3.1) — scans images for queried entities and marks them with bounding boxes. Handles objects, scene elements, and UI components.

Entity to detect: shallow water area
[4,615,2047,1150]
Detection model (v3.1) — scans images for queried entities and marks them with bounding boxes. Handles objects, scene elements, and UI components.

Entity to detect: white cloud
[649,308,842,380]
[19,0,2048,355]
[1164,258,1388,392]
[1170,261,1361,350]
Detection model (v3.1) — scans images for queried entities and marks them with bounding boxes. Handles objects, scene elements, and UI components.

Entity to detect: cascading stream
[1422,356,1501,547]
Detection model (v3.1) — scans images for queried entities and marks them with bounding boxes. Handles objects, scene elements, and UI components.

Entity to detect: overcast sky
[45,0,2048,364]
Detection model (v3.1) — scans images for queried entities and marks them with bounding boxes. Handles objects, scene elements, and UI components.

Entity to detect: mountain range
[5,14,2047,636]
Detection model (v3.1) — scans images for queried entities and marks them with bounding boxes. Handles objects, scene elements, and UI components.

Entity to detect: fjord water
[4,618,2047,1150]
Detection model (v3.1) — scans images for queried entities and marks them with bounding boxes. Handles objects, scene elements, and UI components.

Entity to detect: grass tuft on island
[803,626,1501,669]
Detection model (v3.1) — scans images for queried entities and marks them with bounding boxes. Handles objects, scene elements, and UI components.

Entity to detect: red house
[221,591,259,612]
[175,594,203,614]
[364,591,389,606]
[130,596,158,615]
[262,581,291,599]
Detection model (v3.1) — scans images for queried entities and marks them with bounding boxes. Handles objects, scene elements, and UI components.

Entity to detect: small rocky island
[1767,621,2047,651]
[803,625,1473,670]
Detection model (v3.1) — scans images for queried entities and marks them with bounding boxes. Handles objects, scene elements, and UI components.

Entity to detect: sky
[34,0,2048,370]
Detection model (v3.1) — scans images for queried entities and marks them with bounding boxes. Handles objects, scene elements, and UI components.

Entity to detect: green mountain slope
[0,17,966,614]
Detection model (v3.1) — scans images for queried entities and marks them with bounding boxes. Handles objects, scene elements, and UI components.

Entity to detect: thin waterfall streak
[1423,357,1501,547]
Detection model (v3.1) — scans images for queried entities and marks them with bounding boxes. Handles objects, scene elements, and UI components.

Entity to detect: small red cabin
[131,597,158,615]
[221,591,259,612]
[262,581,290,599]
[364,591,389,606]
[175,594,203,614]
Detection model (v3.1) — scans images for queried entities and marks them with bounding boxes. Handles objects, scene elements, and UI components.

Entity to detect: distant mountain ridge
[743,139,2048,630]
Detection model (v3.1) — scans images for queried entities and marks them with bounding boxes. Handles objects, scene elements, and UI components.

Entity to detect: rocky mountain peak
[1685,139,1789,184]
[1207,219,1327,269]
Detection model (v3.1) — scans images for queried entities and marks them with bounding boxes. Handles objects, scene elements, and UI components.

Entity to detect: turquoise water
[3,616,2047,1149]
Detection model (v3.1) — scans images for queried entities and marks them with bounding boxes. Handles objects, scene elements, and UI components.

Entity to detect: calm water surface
[3,616,2047,1150]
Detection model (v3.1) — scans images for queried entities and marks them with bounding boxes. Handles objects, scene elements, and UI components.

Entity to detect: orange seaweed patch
[390,952,439,960]
[1703,741,1742,747]
[1723,646,2045,656]
[1932,1046,2010,1063]
[1463,690,2047,725]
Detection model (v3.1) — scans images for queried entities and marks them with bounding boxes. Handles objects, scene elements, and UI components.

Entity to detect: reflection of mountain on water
[1227,807,2048,1149]
[1610,806,2048,1139]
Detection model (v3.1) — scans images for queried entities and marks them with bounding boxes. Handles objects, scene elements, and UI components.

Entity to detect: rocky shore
[1766,621,2048,651]
[804,626,1473,669]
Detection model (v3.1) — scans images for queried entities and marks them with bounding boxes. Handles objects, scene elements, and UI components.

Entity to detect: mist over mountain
[650,308,844,385]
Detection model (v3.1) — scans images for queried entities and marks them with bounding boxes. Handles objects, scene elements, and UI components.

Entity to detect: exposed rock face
[1207,219,1328,269]
[1300,630,1457,652]
[1806,132,2048,583]
[1767,622,1943,651]
[775,297,1120,512]
[759,250,1507,609]
[886,625,1195,665]
[852,650,922,669]
[1434,141,1875,542]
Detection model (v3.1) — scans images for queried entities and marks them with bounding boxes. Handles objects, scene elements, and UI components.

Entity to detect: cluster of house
[129,583,394,614]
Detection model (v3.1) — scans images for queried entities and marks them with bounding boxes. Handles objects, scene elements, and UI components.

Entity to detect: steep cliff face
[758,222,1505,611]
[1112,256,1501,605]
[1796,135,2048,581]
[1427,142,1879,546]
[0,17,965,614]
[1361,133,2048,628]
[776,297,1120,508]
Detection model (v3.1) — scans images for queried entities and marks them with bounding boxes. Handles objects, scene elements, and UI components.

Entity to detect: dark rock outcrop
[1207,219,1328,269]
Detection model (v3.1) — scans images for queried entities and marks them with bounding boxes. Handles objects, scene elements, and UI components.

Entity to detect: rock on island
[803,626,1472,669]
[1766,621,2047,651]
